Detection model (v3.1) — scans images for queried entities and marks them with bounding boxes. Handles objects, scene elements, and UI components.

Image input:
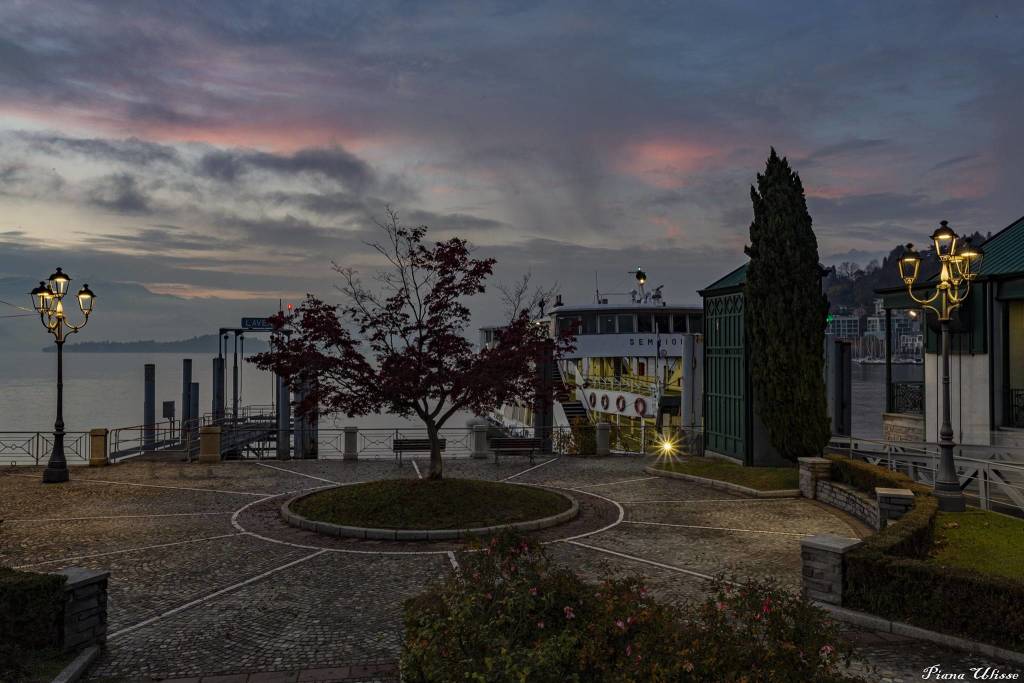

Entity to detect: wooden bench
[392,438,446,467]
[489,437,542,465]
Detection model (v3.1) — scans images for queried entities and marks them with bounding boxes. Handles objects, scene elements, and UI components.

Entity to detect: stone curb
[644,465,800,498]
[280,485,579,541]
[51,644,100,683]
[815,602,1024,667]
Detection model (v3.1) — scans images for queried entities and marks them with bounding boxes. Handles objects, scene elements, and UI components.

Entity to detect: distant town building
[826,310,860,339]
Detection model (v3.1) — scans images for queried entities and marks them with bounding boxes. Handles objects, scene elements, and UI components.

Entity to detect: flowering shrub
[401,533,862,682]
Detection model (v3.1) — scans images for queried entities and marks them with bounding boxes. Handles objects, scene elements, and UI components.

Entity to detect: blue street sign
[241,317,273,331]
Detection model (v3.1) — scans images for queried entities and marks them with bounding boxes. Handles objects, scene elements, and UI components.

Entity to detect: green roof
[700,263,748,295]
[977,214,1024,278]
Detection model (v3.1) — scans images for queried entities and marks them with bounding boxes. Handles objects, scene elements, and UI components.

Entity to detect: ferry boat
[480,268,704,452]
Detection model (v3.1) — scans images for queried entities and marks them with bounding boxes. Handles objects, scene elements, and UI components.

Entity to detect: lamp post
[30,268,96,483]
[898,221,983,512]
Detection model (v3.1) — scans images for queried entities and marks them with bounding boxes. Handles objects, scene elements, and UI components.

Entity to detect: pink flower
[615,619,626,630]
[536,620,545,629]
[485,592,492,600]
[715,601,726,611]
[529,587,539,596]
[819,644,834,658]
[626,644,632,656]
[564,606,575,620]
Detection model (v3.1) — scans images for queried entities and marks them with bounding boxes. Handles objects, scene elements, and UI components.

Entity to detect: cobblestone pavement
[1,455,1020,681]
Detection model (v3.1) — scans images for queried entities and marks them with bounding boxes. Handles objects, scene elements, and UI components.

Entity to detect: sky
[1,1,1022,347]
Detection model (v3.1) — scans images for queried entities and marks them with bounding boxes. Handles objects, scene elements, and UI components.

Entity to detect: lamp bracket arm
[907,288,939,306]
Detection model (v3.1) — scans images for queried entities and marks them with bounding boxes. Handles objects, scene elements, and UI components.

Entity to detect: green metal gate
[704,292,746,460]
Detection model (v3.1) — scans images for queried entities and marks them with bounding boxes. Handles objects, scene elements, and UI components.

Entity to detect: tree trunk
[426,421,443,479]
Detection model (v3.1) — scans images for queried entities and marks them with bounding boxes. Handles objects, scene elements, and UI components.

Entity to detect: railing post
[595,422,610,456]
[198,426,221,464]
[471,424,489,459]
[979,465,991,511]
[88,428,108,467]
[343,426,358,461]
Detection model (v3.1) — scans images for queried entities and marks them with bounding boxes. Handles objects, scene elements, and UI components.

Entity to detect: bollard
[198,426,221,464]
[181,359,192,443]
[88,428,108,467]
[143,364,155,448]
[343,426,358,460]
[471,424,489,459]
[595,422,610,456]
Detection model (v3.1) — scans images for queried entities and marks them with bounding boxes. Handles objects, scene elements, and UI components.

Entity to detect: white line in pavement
[579,476,657,489]
[5,512,232,523]
[503,457,558,481]
[15,532,246,568]
[621,520,815,537]
[412,459,423,479]
[623,498,792,504]
[3,473,268,497]
[543,487,624,544]
[109,549,328,640]
[447,550,460,572]
[254,461,339,485]
[566,540,717,581]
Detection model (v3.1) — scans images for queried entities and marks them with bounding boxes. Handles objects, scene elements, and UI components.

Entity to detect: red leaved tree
[252,209,568,479]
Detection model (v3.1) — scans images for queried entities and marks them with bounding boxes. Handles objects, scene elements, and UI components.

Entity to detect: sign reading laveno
[240,317,274,331]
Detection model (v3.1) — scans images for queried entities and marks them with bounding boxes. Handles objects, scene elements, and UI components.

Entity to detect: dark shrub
[401,532,862,682]
[0,567,66,679]
[824,453,930,496]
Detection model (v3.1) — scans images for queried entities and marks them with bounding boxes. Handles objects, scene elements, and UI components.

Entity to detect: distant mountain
[42,334,270,354]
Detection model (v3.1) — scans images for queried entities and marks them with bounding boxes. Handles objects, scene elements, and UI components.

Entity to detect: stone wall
[57,568,109,653]
[816,479,879,531]
[882,412,924,443]
[800,535,862,605]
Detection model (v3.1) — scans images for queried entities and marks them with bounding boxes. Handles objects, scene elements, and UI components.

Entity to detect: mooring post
[212,356,225,421]
[190,382,200,447]
[143,363,155,448]
[276,373,290,460]
[180,359,192,443]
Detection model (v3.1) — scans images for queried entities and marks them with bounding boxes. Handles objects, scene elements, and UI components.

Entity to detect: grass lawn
[652,457,799,491]
[5,648,76,682]
[927,509,1024,580]
[292,478,572,530]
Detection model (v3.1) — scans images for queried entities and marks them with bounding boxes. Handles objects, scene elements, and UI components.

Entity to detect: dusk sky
[2,1,1022,345]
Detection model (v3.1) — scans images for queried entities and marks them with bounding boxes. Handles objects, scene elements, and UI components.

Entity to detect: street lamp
[30,268,97,483]
[898,221,983,512]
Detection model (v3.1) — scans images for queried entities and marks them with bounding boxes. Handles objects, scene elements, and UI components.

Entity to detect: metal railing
[0,431,90,467]
[890,380,924,415]
[830,434,1024,517]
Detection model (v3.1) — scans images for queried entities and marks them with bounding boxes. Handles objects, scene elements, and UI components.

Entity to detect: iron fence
[0,431,90,467]
[829,434,1024,517]
[890,380,924,415]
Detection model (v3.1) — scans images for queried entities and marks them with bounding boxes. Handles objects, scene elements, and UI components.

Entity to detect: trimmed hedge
[824,455,1024,651]
[824,453,929,497]
[0,567,66,679]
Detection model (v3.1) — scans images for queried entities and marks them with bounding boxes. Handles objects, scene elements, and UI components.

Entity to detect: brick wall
[882,412,924,443]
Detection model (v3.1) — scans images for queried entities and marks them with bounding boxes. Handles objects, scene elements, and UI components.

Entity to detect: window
[688,315,704,334]
[671,315,687,333]
[617,315,634,333]
[582,314,597,335]
[654,315,669,334]
[637,361,647,375]
[557,317,577,336]
[637,315,653,332]
[599,315,617,334]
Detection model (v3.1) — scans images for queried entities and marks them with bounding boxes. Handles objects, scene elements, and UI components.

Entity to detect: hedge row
[824,455,1024,651]
[824,453,930,497]
[0,567,65,650]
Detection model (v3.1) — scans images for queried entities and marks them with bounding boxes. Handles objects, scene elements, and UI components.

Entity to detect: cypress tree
[744,148,831,460]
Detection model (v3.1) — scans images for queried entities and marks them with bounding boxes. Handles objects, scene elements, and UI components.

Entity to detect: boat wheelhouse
[482,269,704,452]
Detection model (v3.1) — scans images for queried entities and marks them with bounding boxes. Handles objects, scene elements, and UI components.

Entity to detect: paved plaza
[0,455,1018,682]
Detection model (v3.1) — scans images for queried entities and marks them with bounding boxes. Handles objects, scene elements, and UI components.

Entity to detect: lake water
[1,350,919,439]
[0,351,474,433]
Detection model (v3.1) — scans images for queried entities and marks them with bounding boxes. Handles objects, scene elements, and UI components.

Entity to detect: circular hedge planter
[281,479,579,541]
